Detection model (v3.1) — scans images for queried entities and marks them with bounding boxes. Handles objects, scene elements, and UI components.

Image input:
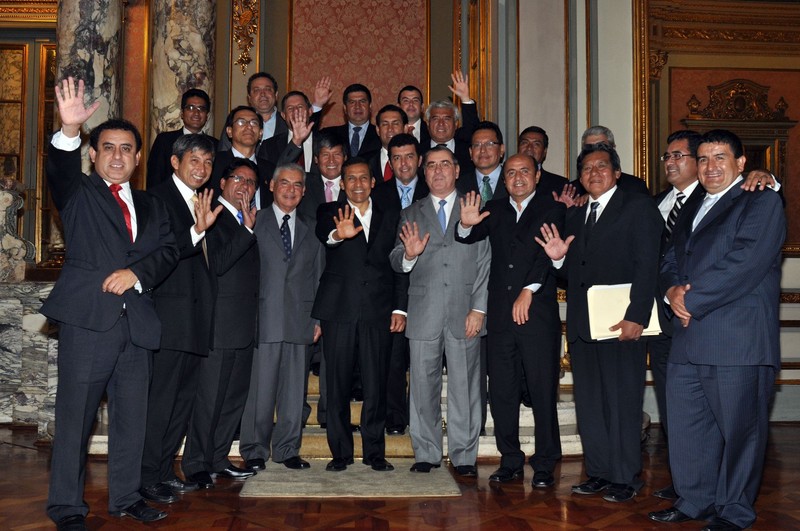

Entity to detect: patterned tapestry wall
[289,0,427,128]
[0,45,25,184]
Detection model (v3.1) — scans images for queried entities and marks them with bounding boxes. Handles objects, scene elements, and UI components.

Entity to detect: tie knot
[590,201,600,212]
[283,214,290,222]
[325,181,334,189]
[353,126,362,133]
[482,175,491,183]
[439,199,447,207]
[437,143,447,148]
[675,191,685,200]
[109,183,122,193]
[190,194,199,204]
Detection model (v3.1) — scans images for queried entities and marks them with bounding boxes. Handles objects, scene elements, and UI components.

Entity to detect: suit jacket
[311,199,408,324]
[217,112,291,152]
[560,188,663,342]
[146,129,218,189]
[324,123,381,161]
[41,143,178,351]
[206,201,260,349]
[537,168,569,199]
[660,185,784,369]
[371,176,429,213]
[254,207,324,344]
[455,192,565,335]
[389,193,490,340]
[574,171,649,196]
[414,119,431,148]
[297,172,346,220]
[456,167,509,201]
[148,179,214,355]
[257,131,319,179]
[419,102,480,178]
[207,149,274,207]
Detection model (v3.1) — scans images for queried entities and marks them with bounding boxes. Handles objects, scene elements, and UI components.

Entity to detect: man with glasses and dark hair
[457,121,508,203]
[147,88,217,188]
[397,85,429,145]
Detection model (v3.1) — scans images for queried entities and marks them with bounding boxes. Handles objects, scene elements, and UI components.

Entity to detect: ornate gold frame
[0,0,56,27]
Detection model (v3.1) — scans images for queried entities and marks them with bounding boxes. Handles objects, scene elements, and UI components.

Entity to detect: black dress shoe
[139,482,178,504]
[215,465,255,479]
[701,518,742,531]
[310,362,320,376]
[246,458,267,471]
[455,465,477,477]
[351,424,361,432]
[653,484,678,500]
[164,477,199,493]
[532,470,555,488]
[351,388,364,401]
[602,484,637,502]
[571,476,611,494]
[281,456,311,469]
[386,425,406,435]
[410,462,441,473]
[186,471,215,489]
[363,457,394,471]
[319,422,327,429]
[111,499,167,522]
[326,457,354,471]
[648,507,693,523]
[488,466,523,482]
[56,514,87,531]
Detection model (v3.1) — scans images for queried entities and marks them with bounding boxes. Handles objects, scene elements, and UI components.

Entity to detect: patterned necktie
[280,214,292,258]
[324,180,335,203]
[350,126,362,157]
[481,175,493,203]
[109,183,133,242]
[665,191,685,239]
[438,199,447,234]
[585,201,600,238]
[400,186,412,209]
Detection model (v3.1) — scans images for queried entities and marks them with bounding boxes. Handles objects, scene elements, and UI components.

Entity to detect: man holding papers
[536,143,662,502]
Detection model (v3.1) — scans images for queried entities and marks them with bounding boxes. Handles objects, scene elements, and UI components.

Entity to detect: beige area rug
[240,458,462,498]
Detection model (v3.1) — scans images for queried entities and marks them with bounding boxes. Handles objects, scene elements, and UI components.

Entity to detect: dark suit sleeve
[315,202,338,243]
[454,204,491,244]
[46,143,84,211]
[128,196,180,291]
[525,204,565,287]
[624,198,664,325]
[206,214,258,276]
[146,133,172,189]
[455,102,480,143]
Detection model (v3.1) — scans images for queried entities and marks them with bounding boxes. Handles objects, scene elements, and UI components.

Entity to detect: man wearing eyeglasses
[147,88,217,189]
[457,121,508,204]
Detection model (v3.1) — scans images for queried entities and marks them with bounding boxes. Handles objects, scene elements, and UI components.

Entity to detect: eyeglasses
[228,175,258,187]
[183,104,208,113]
[233,118,261,128]
[660,152,694,162]
[424,160,454,171]
[470,141,501,150]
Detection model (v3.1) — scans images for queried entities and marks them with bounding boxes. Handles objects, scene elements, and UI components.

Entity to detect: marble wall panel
[0,48,23,100]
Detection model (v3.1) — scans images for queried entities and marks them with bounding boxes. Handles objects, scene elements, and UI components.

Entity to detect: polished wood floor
[2,425,799,530]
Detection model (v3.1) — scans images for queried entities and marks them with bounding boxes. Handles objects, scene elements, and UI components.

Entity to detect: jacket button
[507,286,512,291]
[508,264,514,269]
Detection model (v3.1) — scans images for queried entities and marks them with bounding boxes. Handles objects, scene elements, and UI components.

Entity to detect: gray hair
[581,125,615,147]
[272,162,305,181]
[424,100,461,124]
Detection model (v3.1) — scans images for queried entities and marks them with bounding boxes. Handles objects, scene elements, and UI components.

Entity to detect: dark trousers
[140,348,201,486]
[385,332,410,428]
[571,338,647,490]
[488,327,562,472]
[47,318,150,522]
[320,319,390,461]
[647,333,671,436]
[182,345,254,475]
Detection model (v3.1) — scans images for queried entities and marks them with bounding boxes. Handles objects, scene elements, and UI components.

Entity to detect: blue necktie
[350,126,362,157]
[236,211,244,225]
[438,199,447,234]
[280,214,292,258]
[400,186,412,209]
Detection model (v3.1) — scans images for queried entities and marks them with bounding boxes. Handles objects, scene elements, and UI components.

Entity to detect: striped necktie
[665,191,685,239]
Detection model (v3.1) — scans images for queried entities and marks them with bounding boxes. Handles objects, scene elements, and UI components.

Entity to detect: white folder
[586,283,661,340]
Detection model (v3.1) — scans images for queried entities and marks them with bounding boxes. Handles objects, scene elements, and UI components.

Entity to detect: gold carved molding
[633,0,649,185]
[232,0,259,75]
[0,0,56,26]
[649,50,668,80]
[686,79,792,122]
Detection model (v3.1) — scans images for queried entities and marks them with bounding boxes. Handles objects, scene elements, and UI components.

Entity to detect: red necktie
[109,183,133,242]
[383,161,392,182]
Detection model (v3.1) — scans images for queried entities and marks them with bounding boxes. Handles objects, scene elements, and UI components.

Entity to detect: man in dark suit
[322,83,381,161]
[146,88,217,189]
[257,90,321,177]
[577,126,649,195]
[239,163,324,471]
[397,85,429,146]
[456,153,565,488]
[311,157,409,472]
[218,72,282,152]
[537,143,663,503]
[183,159,260,487]
[45,78,178,528]
[457,121,508,203]
[650,130,784,530]
[141,134,219,504]
[517,126,568,199]
[369,104,408,183]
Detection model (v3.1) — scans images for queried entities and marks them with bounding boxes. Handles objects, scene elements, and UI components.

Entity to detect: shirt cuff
[134,281,143,294]
[457,224,472,238]
[402,255,418,272]
[552,257,565,269]
[191,227,205,246]
[392,310,407,317]
[524,283,541,293]
[52,129,82,151]
[471,308,485,315]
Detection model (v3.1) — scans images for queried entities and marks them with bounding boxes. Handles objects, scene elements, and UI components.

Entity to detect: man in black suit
[397,85,429,146]
[141,134,220,504]
[183,159,260,487]
[311,157,409,472]
[297,129,347,219]
[517,126,568,199]
[258,90,320,177]
[457,121,508,203]
[369,104,408,183]
[146,88,217,189]
[537,143,663,503]
[323,83,381,161]
[456,153,565,489]
[45,78,178,528]
[578,126,649,195]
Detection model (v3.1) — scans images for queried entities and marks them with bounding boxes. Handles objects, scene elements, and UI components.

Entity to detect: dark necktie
[280,214,292,258]
[109,183,133,242]
[585,201,600,238]
[297,147,306,171]
[350,126,362,157]
[481,175,493,203]
[665,191,685,239]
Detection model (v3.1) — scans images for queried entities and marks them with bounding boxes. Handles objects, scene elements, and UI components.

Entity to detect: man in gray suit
[239,163,324,471]
[389,146,490,476]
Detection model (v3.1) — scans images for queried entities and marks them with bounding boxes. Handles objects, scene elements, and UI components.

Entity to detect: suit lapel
[583,188,623,254]
[92,174,133,244]
[692,185,742,236]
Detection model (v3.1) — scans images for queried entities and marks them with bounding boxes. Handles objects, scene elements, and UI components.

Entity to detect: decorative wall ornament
[0,0,56,25]
[686,79,791,121]
[232,0,259,75]
[649,50,668,80]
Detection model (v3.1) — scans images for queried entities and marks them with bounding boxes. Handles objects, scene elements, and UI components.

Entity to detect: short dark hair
[343,83,372,105]
[181,88,211,111]
[313,129,347,158]
[699,129,744,159]
[224,105,264,131]
[388,133,421,157]
[666,129,702,157]
[519,126,548,149]
[247,72,278,94]
[171,134,215,160]
[223,158,259,181]
[472,121,504,145]
[89,119,142,152]
[397,85,423,104]
[280,90,311,112]
[376,104,408,125]
[422,145,457,166]
[341,156,370,175]
[577,142,621,174]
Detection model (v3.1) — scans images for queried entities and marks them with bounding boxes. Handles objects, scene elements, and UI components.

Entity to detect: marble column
[150,0,216,139]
